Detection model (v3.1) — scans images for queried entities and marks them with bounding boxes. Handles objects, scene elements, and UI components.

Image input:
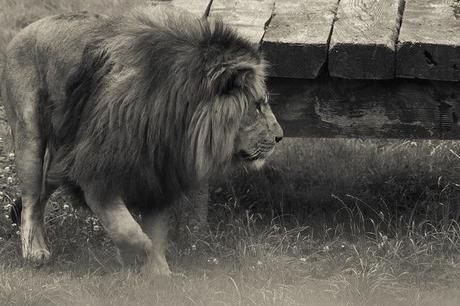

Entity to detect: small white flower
[8,153,15,158]
[15,230,20,236]
[256,260,263,266]
[5,214,9,219]
[63,204,70,210]
[191,244,196,251]
[11,223,17,227]
[93,225,101,232]
[300,257,307,262]
[207,257,219,265]
[323,245,330,252]
[4,166,10,172]
[7,177,13,184]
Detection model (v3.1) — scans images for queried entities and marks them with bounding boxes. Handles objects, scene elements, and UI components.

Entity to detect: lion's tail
[10,197,22,225]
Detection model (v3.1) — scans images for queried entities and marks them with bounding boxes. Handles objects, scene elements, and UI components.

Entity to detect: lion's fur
[3,7,267,211]
[1,5,285,266]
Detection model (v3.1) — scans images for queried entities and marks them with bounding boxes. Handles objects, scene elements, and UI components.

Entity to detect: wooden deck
[168,0,460,82]
[159,0,460,139]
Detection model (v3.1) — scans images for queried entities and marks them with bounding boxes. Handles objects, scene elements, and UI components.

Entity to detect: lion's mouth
[238,147,275,161]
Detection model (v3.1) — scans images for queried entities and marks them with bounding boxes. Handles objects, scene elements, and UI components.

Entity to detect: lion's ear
[208,64,255,95]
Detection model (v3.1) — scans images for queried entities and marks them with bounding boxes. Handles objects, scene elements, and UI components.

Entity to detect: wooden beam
[262,0,338,79]
[329,0,404,79]
[209,0,275,45]
[269,77,460,139]
[151,0,212,17]
[397,0,460,82]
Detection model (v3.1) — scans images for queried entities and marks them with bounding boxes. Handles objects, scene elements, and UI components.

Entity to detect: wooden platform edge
[328,0,404,80]
[208,0,275,46]
[269,77,460,139]
[261,0,339,79]
[396,0,460,81]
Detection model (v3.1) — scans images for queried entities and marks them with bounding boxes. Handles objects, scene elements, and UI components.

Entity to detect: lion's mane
[48,7,266,210]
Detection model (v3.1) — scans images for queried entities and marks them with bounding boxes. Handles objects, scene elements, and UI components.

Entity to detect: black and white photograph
[0,0,460,304]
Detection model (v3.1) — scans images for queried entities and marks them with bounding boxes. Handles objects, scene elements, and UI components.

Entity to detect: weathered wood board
[209,0,275,45]
[152,0,212,16]
[397,0,460,81]
[329,0,404,79]
[269,77,460,139]
[262,0,338,79]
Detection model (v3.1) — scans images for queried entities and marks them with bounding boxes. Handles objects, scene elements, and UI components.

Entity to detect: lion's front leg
[82,186,153,267]
[142,209,171,276]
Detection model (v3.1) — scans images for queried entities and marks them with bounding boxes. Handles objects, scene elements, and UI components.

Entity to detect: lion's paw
[142,260,172,277]
[24,248,51,266]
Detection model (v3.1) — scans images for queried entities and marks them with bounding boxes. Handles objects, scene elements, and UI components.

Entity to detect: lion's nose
[275,136,283,143]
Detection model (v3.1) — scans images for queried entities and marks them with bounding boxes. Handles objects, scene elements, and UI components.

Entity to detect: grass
[1,0,460,305]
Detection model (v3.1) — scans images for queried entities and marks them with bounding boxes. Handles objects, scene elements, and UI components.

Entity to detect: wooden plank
[268,77,460,139]
[209,0,275,45]
[262,0,338,79]
[397,0,460,81]
[151,0,212,17]
[329,0,404,79]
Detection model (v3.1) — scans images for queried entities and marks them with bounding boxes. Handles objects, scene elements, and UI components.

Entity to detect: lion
[1,5,283,275]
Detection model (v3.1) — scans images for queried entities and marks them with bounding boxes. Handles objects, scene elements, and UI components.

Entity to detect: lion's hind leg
[14,137,56,265]
[3,64,55,264]
[11,133,55,265]
[6,83,53,265]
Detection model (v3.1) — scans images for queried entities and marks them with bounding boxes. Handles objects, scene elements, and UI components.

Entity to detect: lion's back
[4,12,108,103]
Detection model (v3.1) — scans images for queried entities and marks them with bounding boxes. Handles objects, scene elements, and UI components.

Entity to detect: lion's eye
[255,102,262,113]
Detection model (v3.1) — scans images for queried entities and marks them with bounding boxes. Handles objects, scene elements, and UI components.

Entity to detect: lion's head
[200,49,284,170]
[233,91,283,169]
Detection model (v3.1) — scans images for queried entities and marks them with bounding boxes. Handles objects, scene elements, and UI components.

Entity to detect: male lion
[1,6,283,275]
